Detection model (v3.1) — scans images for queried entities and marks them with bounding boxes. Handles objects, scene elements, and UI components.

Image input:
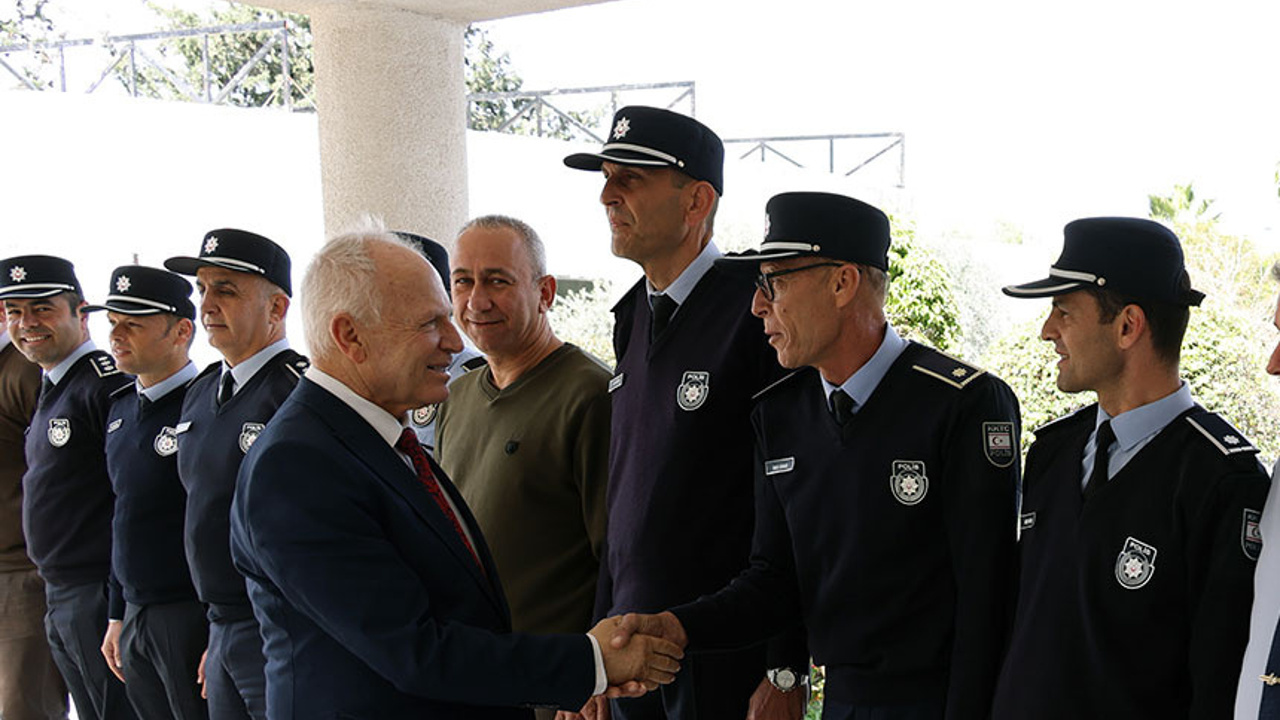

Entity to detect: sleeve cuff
[586,633,607,696]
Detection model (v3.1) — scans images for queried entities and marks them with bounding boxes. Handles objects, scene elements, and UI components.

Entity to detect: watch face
[775,668,797,691]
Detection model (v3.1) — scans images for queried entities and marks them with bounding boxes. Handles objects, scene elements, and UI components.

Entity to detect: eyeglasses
[754,262,842,301]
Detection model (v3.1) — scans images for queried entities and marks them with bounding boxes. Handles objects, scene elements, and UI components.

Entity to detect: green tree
[886,216,961,352]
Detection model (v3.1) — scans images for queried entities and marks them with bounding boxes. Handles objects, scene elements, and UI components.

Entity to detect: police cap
[84,266,195,320]
[165,228,292,296]
[393,231,451,297]
[715,191,891,273]
[563,106,725,195]
[0,255,83,300]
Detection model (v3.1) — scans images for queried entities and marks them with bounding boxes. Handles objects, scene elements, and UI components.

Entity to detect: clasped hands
[587,611,689,698]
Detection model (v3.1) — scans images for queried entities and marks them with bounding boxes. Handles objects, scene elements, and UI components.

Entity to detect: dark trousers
[205,616,266,720]
[0,569,67,720]
[121,601,208,720]
[821,698,946,720]
[44,580,135,720]
[611,646,762,720]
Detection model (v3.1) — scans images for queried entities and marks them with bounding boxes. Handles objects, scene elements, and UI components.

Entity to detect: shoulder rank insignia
[1185,412,1258,456]
[752,370,805,401]
[910,348,984,390]
[91,354,120,377]
[283,355,310,380]
[461,356,489,372]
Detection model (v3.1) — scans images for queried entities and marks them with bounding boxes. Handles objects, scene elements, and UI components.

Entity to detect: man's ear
[832,264,861,310]
[331,313,367,363]
[1115,304,1147,352]
[538,275,557,313]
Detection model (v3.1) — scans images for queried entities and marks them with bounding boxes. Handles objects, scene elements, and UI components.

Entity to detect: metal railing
[725,132,906,186]
[467,81,695,144]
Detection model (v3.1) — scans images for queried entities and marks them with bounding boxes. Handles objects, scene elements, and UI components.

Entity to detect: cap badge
[612,116,631,140]
[9,266,26,282]
[204,236,219,254]
[116,275,131,293]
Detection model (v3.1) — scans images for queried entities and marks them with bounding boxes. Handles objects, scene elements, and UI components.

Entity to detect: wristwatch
[767,667,804,693]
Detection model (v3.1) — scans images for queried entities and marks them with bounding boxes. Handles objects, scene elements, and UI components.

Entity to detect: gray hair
[301,216,422,359]
[458,214,547,279]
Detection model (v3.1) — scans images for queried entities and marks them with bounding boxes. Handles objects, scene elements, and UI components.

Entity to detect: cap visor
[564,150,673,171]
[0,285,76,300]
[713,250,807,276]
[164,256,259,278]
[82,301,164,315]
[1001,277,1088,298]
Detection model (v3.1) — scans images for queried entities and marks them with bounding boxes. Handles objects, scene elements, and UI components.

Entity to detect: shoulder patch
[752,370,806,401]
[460,355,488,372]
[1185,412,1259,456]
[910,347,985,390]
[1033,405,1094,436]
[91,353,121,377]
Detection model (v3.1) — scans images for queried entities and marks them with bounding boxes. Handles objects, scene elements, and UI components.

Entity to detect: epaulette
[109,382,136,399]
[909,347,985,390]
[752,369,807,401]
[460,355,488,373]
[1032,404,1093,436]
[279,352,310,380]
[1185,410,1259,456]
[90,352,121,378]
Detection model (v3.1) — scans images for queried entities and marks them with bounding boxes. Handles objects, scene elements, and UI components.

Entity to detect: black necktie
[650,294,677,342]
[830,389,855,426]
[39,377,53,401]
[217,372,235,406]
[1083,420,1115,501]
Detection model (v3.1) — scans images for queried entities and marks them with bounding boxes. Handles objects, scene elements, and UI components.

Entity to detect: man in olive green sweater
[436,216,610,719]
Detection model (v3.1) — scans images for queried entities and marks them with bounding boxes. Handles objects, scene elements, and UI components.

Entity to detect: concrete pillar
[309,4,468,241]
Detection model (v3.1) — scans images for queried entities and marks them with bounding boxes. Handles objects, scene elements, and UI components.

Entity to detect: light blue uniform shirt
[1080,382,1195,489]
[219,338,290,399]
[645,241,722,317]
[46,340,97,385]
[138,361,198,402]
[819,323,909,415]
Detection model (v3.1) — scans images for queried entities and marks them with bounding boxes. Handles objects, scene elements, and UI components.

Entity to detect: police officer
[392,230,485,452]
[613,192,1022,719]
[164,231,307,720]
[87,267,207,719]
[564,108,807,720]
[994,217,1270,718]
[1,255,136,720]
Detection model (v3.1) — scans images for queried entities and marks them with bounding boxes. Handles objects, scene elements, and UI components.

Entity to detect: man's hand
[746,676,806,720]
[609,611,688,651]
[589,616,683,694]
[100,620,125,683]
[197,649,207,699]
[577,695,610,720]
[554,710,585,720]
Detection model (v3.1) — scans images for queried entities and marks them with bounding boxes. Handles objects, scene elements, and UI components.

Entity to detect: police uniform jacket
[674,345,1021,716]
[176,349,307,619]
[992,404,1270,719]
[105,378,198,617]
[24,350,131,587]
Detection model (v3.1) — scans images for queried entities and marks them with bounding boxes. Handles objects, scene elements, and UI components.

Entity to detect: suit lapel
[295,380,507,618]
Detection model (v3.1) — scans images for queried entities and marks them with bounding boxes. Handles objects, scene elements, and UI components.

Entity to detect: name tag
[1019,512,1037,531]
[174,421,192,435]
[608,374,625,393]
[764,457,795,476]
[107,419,123,434]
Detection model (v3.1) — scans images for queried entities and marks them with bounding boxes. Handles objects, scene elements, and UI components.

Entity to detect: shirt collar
[138,361,198,402]
[0,330,9,348]
[1095,381,1195,451]
[223,338,290,390]
[305,367,406,449]
[820,323,909,408]
[646,241,722,307]
[46,340,97,385]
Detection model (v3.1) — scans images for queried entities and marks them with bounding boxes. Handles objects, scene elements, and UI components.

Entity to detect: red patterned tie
[395,429,483,571]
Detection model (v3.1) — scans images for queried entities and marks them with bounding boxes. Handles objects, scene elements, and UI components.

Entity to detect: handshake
[587,611,689,698]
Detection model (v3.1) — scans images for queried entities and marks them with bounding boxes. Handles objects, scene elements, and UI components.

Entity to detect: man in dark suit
[229,225,681,718]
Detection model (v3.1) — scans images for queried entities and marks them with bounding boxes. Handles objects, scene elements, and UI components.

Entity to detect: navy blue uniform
[604,267,805,719]
[106,380,207,720]
[25,349,135,720]
[992,405,1270,719]
[176,350,306,720]
[674,346,1021,718]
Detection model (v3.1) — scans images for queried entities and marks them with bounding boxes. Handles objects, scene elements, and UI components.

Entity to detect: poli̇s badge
[154,427,179,457]
[983,422,1015,467]
[676,371,710,411]
[47,418,71,447]
[1243,509,1263,561]
[411,404,438,428]
[239,422,265,453]
[890,460,928,505]
[1115,536,1157,590]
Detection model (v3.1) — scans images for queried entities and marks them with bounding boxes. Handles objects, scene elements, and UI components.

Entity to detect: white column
[309,4,468,242]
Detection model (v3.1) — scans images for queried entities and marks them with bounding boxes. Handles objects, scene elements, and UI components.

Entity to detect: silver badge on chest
[239,422,265,453]
[47,418,71,447]
[890,460,928,505]
[154,427,179,457]
[676,371,710,411]
[411,405,438,427]
[1115,536,1157,590]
